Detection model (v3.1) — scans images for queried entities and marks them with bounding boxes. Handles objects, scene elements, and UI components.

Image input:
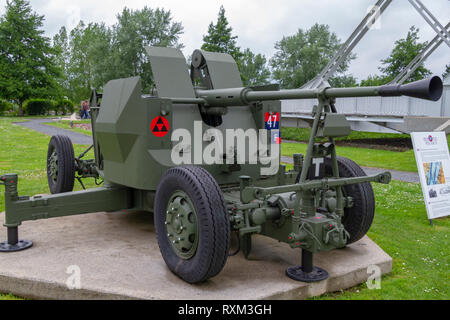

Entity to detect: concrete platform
[0,211,392,300]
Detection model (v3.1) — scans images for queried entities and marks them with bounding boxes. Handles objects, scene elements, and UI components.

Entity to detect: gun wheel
[325,157,375,245]
[298,156,375,245]
[47,135,75,194]
[154,166,230,283]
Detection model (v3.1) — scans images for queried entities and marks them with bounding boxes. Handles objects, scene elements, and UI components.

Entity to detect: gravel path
[14,118,93,145]
[281,156,419,183]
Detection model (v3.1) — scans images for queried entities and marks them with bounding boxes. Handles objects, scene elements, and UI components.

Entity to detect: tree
[239,48,271,86]
[379,26,431,83]
[67,21,112,103]
[52,26,71,98]
[329,75,358,88]
[270,24,356,89]
[201,6,271,85]
[443,64,450,80]
[360,75,389,87]
[53,6,184,102]
[111,6,184,91]
[201,6,242,63]
[0,0,61,115]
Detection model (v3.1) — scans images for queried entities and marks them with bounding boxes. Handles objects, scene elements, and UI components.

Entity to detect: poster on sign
[411,132,450,221]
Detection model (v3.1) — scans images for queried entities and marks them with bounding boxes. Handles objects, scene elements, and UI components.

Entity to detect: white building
[282,75,450,133]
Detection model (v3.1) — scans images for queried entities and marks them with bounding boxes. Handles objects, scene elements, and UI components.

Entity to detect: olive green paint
[0,46,443,280]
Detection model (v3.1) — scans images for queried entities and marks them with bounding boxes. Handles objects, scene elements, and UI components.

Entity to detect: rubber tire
[154,166,230,283]
[324,157,375,244]
[47,135,75,194]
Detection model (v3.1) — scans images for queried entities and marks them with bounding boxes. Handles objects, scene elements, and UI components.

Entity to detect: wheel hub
[48,151,58,183]
[165,191,198,260]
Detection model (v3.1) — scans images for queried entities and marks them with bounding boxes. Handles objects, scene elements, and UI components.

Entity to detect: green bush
[0,99,14,115]
[23,99,56,115]
[55,99,75,115]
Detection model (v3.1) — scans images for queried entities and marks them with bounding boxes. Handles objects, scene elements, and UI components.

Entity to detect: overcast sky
[1,0,449,81]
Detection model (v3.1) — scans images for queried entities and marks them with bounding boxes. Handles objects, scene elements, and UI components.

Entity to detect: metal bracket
[243,172,392,202]
[303,0,393,89]
[391,22,450,84]
[408,0,450,48]
[303,0,449,88]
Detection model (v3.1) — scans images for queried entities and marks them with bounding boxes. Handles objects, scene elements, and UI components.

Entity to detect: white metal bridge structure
[282,0,450,133]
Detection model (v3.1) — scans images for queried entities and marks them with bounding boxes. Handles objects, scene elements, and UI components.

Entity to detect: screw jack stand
[286,249,329,282]
[0,227,33,252]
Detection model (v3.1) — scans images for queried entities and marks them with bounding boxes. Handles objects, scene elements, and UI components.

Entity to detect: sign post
[411,132,450,225]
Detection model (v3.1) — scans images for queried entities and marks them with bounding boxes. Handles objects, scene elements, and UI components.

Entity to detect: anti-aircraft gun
[0,47,443,284]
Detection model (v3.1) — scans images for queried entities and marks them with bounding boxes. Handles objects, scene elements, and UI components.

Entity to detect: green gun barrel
[189,76,443,107]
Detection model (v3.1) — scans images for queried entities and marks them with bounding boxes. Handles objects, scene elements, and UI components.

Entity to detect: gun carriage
[0,47,443,283]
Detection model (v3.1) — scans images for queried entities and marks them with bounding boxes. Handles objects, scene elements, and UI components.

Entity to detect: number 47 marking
[266,113,279,129]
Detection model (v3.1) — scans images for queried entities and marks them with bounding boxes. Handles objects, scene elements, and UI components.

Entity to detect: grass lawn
[282,127,412,142]
[0,117,95,212]
[0,117,96,300]
[43,120,92,136]
[316,181,449,300]
[282,143,420,172]
[0,293,22,300]
[0,117,449,300]
[281,128,450,173]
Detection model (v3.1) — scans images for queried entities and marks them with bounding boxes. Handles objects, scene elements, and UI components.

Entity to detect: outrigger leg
[0,226,33,252]
[286,250,329,283]
[0,174,32,252]
[0,174,132,253]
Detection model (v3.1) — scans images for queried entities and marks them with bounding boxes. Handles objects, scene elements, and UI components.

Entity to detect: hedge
[5,98,76,116]
[0,99,14,115]
[23,99,56,115]
[55,99,75,115]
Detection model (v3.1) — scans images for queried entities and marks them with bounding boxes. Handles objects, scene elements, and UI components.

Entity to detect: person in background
[79,101,83,118]
[81,100,91,119]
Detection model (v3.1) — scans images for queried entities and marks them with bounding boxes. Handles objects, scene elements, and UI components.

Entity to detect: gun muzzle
[175,76,444,107]
[378,76,443,102]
